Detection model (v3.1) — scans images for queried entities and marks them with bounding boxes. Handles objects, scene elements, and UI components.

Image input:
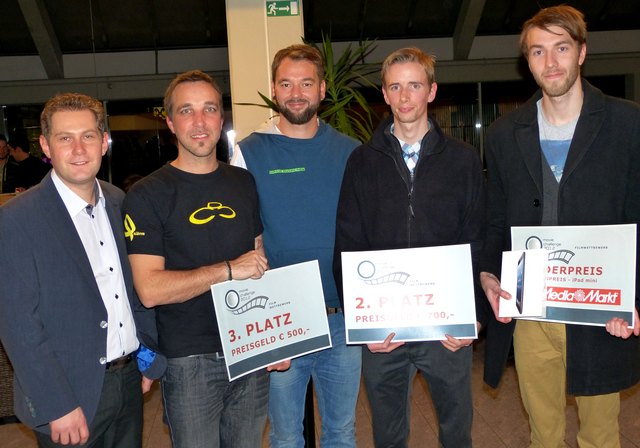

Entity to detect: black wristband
[224,260,232,281]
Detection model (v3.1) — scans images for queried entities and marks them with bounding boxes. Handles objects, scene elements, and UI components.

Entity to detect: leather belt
[326,307,342,315]
[187,352,225,360]
[105,354,133,371]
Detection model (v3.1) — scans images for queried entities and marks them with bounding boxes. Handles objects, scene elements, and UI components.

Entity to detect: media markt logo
[356,260,409,285]
[546,287,621,305]
[224,289,269,315]
[124,214,145,241]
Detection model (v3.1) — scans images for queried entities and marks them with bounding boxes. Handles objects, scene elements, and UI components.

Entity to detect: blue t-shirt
[239,122,359,307]
[537,100,578,182]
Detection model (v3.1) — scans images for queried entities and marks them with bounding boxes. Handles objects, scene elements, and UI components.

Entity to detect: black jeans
[362,341,473,448]
[36,360,143,448]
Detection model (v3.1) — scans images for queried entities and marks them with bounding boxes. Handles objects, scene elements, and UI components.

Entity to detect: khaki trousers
[514,319,620,448]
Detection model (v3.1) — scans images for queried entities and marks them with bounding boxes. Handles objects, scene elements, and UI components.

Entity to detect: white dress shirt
[51,171,138,361]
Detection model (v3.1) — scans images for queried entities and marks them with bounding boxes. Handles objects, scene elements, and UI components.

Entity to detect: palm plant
[237,33,379,143]
[312,33,378,142]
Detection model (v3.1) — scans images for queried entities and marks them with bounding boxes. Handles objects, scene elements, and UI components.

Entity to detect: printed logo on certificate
[211,260,331,381]
[341,244,478,343]
[511,224,637,327]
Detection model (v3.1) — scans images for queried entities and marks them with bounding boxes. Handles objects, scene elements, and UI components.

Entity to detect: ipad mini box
[499,249,547,318]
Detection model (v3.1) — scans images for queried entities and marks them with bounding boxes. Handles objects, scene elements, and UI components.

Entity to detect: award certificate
[341,244,477,343]
[511,224,636,327]
[211,260,331,381]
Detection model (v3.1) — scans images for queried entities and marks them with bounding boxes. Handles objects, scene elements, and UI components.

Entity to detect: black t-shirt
[123,163,262,357]
[2,155,50,193]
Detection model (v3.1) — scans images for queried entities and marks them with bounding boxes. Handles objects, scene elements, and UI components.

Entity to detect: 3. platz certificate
[341,244,478,343]
[511,224,637,327]
[211,260,331,381]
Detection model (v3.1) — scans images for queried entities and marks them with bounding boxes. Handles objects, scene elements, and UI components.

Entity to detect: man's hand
[142,376,154,394]
[605,308,640,339]
[480,271,513,324]
[441,334,474,352]
[367,333,405,354]
[267,359,291,372]
[441,321,480,352]
[50,407,89,445]
[230,250,269,280]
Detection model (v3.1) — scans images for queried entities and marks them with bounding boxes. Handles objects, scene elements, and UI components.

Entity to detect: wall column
[225,0,304,141]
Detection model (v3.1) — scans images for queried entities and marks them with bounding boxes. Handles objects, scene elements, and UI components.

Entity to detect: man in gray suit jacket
[0,93,163,447]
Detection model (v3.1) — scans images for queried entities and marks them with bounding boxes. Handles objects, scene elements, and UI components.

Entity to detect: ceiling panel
[0,0,637,58]
[303,0,365,41]
[154,0,227,48]
[411,0,462,38]
[478,0,640,35]
[0,0,36,54]
[94,0,156,50]
[360,0,415,40]
[46,0,98,52]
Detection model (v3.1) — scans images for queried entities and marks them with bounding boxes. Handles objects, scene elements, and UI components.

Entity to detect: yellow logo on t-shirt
[124,214,145,241]
[189,202,236,225]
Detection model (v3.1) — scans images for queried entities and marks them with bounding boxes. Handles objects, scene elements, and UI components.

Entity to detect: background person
[5,133,50,192]
[0,134,10,193]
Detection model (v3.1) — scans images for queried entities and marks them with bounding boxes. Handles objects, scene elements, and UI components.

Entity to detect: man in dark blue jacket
[0,93,164,447]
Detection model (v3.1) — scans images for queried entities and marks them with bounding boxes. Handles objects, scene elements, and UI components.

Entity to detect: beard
[177,128,218,159]
[182,140,215,158]
[277,98,320,125]
[535,64,581,98]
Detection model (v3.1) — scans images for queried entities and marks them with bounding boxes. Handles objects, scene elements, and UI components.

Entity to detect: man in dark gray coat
[480,5,640,447]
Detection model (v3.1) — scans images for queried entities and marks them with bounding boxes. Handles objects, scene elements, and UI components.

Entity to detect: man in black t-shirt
[123,70,288,448]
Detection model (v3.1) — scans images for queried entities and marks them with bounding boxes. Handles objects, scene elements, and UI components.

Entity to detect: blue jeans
[362,341,473,448]
[268,312,362,447]
[161,353,269,448]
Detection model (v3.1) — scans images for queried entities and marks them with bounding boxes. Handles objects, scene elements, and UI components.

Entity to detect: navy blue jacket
[0,173,163,432]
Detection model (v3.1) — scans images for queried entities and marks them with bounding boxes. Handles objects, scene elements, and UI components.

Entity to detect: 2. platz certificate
[341,244,478,344]
[511,224,637,327]
[211,260,331,381]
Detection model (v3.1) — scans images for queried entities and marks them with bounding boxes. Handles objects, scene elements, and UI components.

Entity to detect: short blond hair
[381,47,436,87]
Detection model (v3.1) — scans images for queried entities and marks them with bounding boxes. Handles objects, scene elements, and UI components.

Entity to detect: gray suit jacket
[0,173,163,431]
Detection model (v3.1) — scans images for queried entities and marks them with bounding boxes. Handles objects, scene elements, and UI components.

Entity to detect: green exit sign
[266,1,300,17]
